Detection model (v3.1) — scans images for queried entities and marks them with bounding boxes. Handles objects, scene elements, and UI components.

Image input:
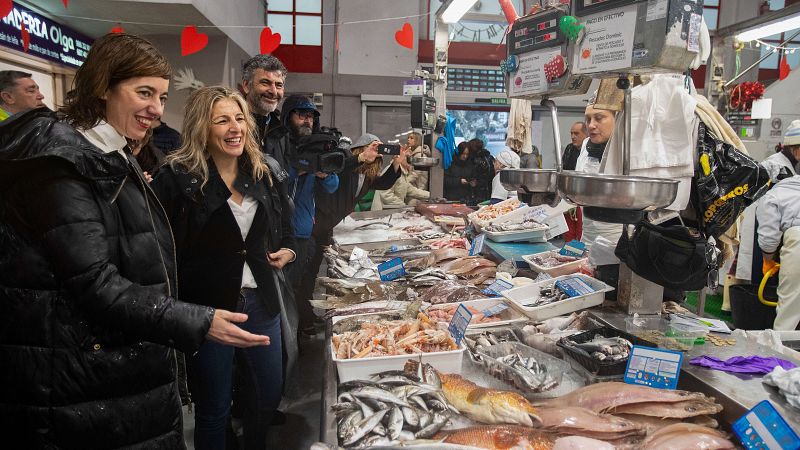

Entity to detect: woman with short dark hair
[0,33,267,449]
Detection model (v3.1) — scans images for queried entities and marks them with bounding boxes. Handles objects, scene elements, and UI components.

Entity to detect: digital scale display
[507,9,566,55]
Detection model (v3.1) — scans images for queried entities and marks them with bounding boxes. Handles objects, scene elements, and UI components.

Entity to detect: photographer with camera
[280,95,341,335]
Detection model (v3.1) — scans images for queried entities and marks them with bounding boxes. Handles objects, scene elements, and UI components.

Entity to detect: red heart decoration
[62,0,68,8]
[259,27,281,54]
[21,23,29,52]
[111,26,124,34]
[0,0,13,19]
[181,25,208,56]
[394,22,414,50]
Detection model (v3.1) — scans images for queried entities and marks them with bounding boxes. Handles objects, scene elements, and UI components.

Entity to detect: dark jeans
[287,237,315,329]
[188,289,283,450]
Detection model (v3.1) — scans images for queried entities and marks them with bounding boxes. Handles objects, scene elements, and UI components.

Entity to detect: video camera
[291,130,346,174]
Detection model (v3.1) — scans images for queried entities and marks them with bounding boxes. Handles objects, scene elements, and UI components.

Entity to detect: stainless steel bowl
[557,171,680,210]
[410,156,439,168]
[500,169,558,193]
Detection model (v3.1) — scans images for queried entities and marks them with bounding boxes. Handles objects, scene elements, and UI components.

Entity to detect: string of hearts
[2,0,428,56]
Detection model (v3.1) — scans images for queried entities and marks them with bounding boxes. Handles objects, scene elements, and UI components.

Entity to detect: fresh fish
[415,412,451,438]
[438,373,541,427]
[614,414,720,435]
[537,406,646,438]
[566,335,632,362]
[608,398,724,418]
[535,382,707,413]
[409,395,429,411]
[342,408,389,447]
[387,406,403,440]
[350,387,411,408]
[552,436,616,450]
[418,411,432,429]
[643,423,735,450]
[371,370,421,381]
[339,380,383,391]
[434,425,556,449]
[494,353,560,393]
[402,406,420,428]
[338,409,363,440]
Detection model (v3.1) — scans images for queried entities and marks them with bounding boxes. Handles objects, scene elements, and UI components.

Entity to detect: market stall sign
[733,400,800,450]
[447,303,473,346]
[482,279,514,298]
[469,233,486,256]
[624,345,682,390]
[482,301,510,317]
[0,2,92,68]
[559,239,586,257]
[377,257,405,281]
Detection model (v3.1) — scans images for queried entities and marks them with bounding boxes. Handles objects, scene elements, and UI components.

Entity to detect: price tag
[482,279,514,297]
[482,301,510,317]
[559,240,587,257]
[733,400,800,450]
[624,345,683,390]
[525,206,549,223]
[469,233,486,256]
[377,257,405,281]
[447,304,473,346]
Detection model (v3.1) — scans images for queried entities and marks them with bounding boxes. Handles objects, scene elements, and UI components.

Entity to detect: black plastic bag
[615,221,713,291]
[693,122,770,238]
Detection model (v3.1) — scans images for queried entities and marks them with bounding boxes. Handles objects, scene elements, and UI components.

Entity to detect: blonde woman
[152,86,295,450]
[406,131,431,190]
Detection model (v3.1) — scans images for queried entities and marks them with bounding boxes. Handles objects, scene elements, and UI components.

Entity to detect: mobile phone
[377,144,402,156]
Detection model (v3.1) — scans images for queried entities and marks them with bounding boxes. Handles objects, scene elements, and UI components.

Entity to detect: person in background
[444,141,474,203]
[490,148,520,203]
[469,138,495,204]
[0,33,266,449]
[372,147,430,210]
[241,54,290,170]
[763,120,800,179]
[0,70,45,121]
[757,174,800,330]
[406,131,431,190]
[130,127,166,179]
[151,117,182,154]
[280,94,339,335]
[152,86,295,449]
[563,121,588,171]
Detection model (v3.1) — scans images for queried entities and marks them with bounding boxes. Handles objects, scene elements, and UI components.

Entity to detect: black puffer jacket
[0,108,214,449]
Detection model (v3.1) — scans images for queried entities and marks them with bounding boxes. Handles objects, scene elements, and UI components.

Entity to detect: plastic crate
[556,327,657,377]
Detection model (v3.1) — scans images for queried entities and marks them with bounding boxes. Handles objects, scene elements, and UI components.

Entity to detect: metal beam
[713,2,800,38]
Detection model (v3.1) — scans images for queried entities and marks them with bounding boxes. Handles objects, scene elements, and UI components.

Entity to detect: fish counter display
[313,207,800,449]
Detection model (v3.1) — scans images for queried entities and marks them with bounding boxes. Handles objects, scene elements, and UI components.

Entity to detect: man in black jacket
[562,121,587,171]
[241,54,291,170]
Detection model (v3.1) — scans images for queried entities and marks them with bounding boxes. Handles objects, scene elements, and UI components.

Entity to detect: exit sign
[491,98,508,104]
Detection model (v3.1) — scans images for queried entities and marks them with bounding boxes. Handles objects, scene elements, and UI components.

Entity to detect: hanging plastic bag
[693,122,770,238]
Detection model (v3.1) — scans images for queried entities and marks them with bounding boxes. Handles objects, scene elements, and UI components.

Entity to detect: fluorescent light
[440,0,479,24]
[736,13,800,42]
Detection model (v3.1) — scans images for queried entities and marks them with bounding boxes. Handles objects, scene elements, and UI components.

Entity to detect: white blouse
[79,121,128,155]
[227,195,259,289]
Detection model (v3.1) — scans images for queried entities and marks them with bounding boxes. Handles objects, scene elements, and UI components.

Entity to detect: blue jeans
[189,289,283,450]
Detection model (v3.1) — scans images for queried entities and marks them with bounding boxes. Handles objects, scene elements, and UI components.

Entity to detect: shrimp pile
[332,313,458,359]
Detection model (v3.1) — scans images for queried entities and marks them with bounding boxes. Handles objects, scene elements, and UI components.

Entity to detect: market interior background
[4,0,800,449]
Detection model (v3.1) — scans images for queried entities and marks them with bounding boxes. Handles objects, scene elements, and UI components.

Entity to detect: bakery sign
[0,2,93,68]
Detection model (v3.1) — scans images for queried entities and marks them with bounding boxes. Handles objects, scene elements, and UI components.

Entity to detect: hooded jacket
[757,175,800,254]
[0,108,213,449]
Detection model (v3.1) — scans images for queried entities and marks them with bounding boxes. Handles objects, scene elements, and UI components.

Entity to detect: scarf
[586,140,607,160]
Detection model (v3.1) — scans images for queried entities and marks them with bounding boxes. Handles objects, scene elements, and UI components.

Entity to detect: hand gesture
[206,309,270,347]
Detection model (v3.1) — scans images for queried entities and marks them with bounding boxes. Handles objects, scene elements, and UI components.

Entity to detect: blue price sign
[624,345,683,390]
[469,234,486,256]
[559,240,586,257]
[377,257,405,281]
[447,304,473,346]
[733,400,800,450]
[482,279,514,297]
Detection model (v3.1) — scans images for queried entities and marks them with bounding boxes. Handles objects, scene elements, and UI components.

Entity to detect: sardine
[415,412,450,439]
[337,409,362,440]
[342,408,389,447]
[402,406,420,428]
[387,406,403,440]
[350,387,411,408]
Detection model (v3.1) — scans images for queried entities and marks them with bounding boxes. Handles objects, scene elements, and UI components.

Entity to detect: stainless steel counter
[591,310,800,430]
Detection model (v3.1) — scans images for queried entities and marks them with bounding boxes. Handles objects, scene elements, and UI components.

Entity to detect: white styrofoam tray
[501,273,614,321]
[484,226,549,243]
[468,198,524,231]
[330,313,464,382]
[522,250,588,277]
[423,298,527,329]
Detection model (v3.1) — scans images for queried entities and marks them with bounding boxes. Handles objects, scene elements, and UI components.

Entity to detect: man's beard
[248,92,278,115]
[291,123,312,139]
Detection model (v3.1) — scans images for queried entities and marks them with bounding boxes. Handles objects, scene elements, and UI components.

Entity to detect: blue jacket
[288,167,339,238]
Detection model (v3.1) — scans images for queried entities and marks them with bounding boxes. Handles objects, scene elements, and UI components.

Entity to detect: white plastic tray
[522,250,588,277]
[423,298,527,329]
[501,273,614,321]
[468,198,524,231]
[485,226,549,243]
[330,313,465,382]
